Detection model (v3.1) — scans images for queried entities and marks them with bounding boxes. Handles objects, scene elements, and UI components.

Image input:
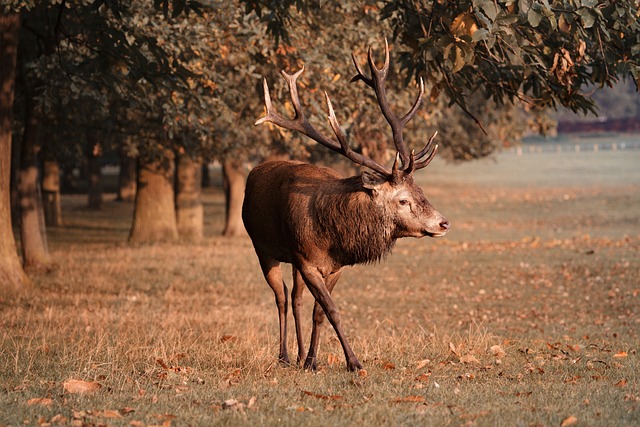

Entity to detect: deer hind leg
[303,270,342,371]
[258,255,290,365]
[292,267,306,365]
[298,267,361,371]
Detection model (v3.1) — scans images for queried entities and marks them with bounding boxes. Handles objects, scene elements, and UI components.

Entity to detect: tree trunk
[128,153,178,243]
[0,12,31,289]
[18,75,51,271]
[61,164,77,194]
[222,158,247,237]
[42,159,62,227]
[201,162,210,188]
[116,152,136,202]
[176,154,203,241]
[86,136,102,209]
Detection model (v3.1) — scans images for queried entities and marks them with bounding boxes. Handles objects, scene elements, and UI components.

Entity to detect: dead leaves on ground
[63,379,101,394]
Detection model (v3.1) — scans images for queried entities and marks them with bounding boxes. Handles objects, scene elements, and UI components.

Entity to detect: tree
[0,0,206,290]
[128,151,179,243]
[384,0,639,115]
[243,0,639,121]
[176,152,203,241]
[0,12,31,289]
[221,158,247,237]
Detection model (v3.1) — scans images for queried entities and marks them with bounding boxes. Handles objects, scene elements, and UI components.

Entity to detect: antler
[256,39,439,177]
[256,67,391,176]
[350,38,438,173]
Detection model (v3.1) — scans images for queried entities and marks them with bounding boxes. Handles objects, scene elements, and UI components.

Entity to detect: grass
[1,145,639,426]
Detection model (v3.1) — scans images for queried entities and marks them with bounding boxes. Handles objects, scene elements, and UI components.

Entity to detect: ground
[1,136,639,426]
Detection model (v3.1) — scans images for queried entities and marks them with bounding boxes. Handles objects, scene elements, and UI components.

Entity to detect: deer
[242,40,450,372]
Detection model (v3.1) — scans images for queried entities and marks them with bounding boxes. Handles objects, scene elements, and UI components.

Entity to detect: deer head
[256,39,449,238]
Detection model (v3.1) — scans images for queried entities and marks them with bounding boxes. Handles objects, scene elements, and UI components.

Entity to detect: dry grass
[1,144,639,426]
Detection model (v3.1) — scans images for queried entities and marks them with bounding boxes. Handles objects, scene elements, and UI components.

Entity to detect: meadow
[1,138,639,426]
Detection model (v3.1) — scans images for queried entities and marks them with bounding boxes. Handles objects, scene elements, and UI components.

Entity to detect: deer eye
[399,199,410,206]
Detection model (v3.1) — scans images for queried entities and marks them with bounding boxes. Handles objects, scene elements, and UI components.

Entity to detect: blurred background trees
[1,0,638,289]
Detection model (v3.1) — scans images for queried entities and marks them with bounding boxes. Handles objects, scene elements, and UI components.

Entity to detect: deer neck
[313,175,396,266]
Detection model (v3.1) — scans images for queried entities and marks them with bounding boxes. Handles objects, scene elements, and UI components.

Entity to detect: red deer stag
[242,40,449,372]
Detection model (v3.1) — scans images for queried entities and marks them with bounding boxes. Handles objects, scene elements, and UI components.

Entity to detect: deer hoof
[347,360,363,372]
[303,357,318,371]
[278,355,291,366]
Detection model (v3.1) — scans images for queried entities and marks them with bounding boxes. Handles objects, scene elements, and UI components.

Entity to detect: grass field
[1,144,639,426]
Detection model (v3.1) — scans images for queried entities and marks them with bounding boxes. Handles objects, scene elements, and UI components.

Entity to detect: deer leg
[292,267,306,365]
[304,270,342,371]
[258,255,290,365]
[298,266,361,371]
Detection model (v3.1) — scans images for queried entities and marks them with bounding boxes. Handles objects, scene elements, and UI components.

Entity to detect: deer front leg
[258,255,290,365]
[304,270,342,371]
[298,266,361,371]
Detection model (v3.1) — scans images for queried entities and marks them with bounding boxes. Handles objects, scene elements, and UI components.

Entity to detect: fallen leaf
[391,395,426,403]
[101,409,123,419]
[27,398,52,407]
[63,379,101,394]
[301,390,342,400]
[415,373,431,382]
[615,378,627,388]
[415,359,430,370]
[50,414,66,424]
[449,342,460,357]
[222,398,244,410]
[489,345,506,358]
[382,361,396,370]
[459,354,480,364]
[327,353,340,366]
[357,369,368,378]
[220,335,236,343]
[561,415,578,426]
[613,351,628,358]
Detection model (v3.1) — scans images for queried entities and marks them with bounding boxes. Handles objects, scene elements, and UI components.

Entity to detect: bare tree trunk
[222,158,247,237]
[128,153,178,243]
[42,159,62,227]
[0,12,32,289]
[86,136,102,209]
[201,162,210,188]
[116,151,136,202]
[176,154,203,241]
[18,91,51,271]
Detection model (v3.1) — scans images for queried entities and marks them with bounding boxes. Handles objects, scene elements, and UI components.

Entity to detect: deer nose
[439,219,450,231]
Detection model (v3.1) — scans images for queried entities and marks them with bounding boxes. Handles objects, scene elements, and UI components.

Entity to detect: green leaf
[527,8,542,27]
[577,8,596,28]
[472,28,490,42]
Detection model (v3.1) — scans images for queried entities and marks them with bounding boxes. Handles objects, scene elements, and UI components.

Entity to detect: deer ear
[361,170,387,192]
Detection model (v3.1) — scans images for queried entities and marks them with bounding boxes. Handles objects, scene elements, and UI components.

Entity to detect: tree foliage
[244,0,640,118]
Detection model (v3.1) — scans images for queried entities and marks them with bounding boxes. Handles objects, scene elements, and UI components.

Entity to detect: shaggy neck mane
[313,175,396,266]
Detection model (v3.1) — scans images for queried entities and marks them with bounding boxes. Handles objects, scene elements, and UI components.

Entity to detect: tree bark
[86,136,103,209]
[18,94,51,270]
[116,151,136,202]
[222,158,247,237]
[128,153,178,243]
[42,159,62,227]
[176,154,203,241]
[0,12,31,289]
